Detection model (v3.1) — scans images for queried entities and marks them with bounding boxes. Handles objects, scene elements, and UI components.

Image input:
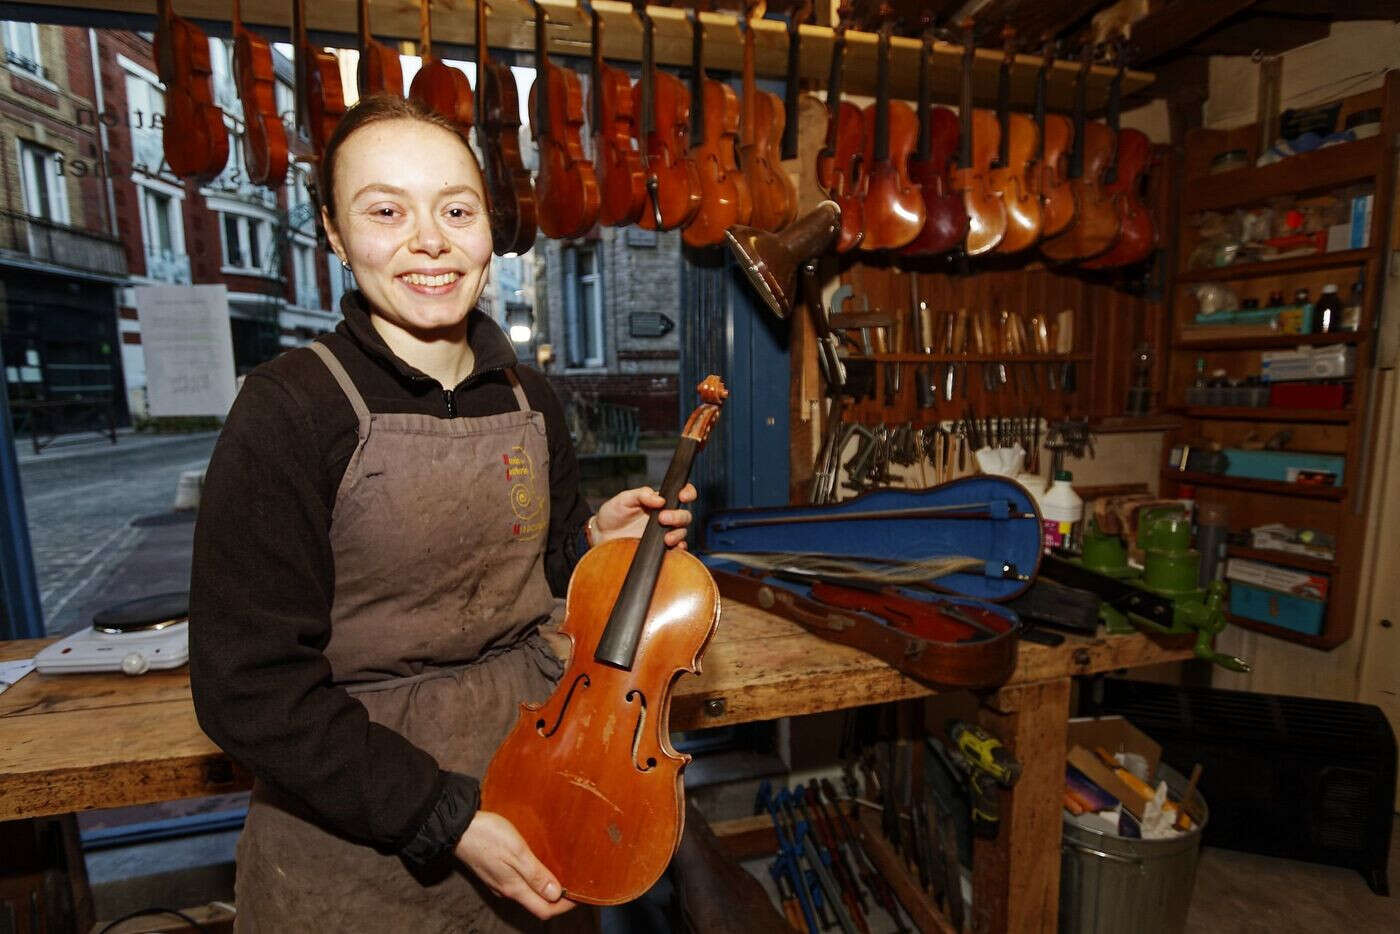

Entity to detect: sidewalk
[14,428,221,466]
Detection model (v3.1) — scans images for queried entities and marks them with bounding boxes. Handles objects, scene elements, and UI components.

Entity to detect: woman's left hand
[592,484,697,549]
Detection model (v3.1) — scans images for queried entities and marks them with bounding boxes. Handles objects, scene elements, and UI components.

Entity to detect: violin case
[700,477,1044,690]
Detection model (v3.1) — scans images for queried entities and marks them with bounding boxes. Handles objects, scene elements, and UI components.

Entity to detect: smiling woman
[188,94,698,932]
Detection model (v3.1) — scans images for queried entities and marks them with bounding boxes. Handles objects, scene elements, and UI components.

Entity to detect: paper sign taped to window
[135,284,238,417]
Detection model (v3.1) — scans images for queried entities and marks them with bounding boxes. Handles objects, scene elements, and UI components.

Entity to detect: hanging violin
[530,0,600,239]
[1035,40,1076,239]
[988,27,1042,254]
[681,9,751,248]
[481,376,728,905]
[858,10,925,251]
[154,0,228,183]
[1083,42,1155,269]
[356,0,403,98]
[632,0,703,231]
[813,2,864,252]
[408,0,473,134]
[1041,45,1120,263]
[293,0,347,157]
[738,1,796,233]
[902,15,968,256]
[480,0,537,254]
[950,20,1006,255]
[588,2,646,227]
[231,0,288,187]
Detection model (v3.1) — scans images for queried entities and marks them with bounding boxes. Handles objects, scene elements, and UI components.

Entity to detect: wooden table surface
[0,603,1194,823]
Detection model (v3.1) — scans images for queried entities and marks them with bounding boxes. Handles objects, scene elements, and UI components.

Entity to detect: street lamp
[506,301,534,344]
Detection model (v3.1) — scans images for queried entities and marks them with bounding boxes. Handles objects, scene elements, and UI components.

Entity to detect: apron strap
[504,367,530,412]
[307,342,371,428]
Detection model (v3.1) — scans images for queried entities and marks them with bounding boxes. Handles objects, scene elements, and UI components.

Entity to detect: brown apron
[233,341,567,933]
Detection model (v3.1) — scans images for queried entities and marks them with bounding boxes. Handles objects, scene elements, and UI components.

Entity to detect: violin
[1083,47,1155,269]
[681,10,751,248]
[813,3,864,252]
[293,0,347,157]
[738,2,796,233]
[407,0,473,134]
[588,2,645,227]
[231,0,288,188]
[807,581,1013,645]
[632,1,702,231]
[1041,46,1120,262]
[481,376,728,905]
[356,0,403,98]
[530,0,600,240]
[989,27,1042,254]
[902,17,968,256]
[950,21,1006,255]
[858,12,925,251]
[479,0,537,255]
[153,0,228,183]
[1035,41,1076,238]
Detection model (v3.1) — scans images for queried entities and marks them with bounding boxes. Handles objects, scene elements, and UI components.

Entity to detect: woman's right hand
[456,811,576,919]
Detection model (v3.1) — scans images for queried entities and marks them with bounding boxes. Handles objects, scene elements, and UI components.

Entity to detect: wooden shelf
[1175,248,1375,283]
[845,352,1090,364]
[1183,137,1383,213]
[1226,546,1336,575]
[1226,612,1343,650]
[1171,332,1366,351]
[15,0,1153,108]
[1166,405,1354,423]
[1160,469,1347,501]
[1089,415,1185,433]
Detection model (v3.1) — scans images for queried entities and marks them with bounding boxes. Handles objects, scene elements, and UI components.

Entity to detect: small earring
[339,258,351,270]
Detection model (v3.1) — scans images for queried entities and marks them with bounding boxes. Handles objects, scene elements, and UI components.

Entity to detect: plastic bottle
[1315,283,1342,334]
[1041,470,1084,554]
[1341,280,1362,332]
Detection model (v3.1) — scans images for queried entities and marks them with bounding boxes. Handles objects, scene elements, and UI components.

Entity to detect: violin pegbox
[683,376,729,448]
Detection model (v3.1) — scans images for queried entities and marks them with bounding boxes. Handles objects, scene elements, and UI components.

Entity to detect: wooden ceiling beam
[1254,0,1400,18]
[1187,16,1330,56]
[1126,0,1261,63]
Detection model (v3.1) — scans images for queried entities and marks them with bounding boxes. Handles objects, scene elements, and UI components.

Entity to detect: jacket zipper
[443,388,456,417]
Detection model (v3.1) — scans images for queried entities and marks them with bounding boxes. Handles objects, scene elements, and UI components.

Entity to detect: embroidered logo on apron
[504,445,546,541]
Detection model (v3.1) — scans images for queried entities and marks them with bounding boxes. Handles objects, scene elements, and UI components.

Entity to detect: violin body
[815,101,866,252]
[903,105,968,256]
[482,538,719,905]
[634,70,703,231]
[742,89,797,233]
[950,110,1007,255]
[233,23,288,187]
[1038,113,1076,238]
[1083,128,1154,268]
[358,43,403,98]
[532,65,601,239]
[410,60,473,132]
[859,98,925,251]
[595,62,646,227]
[683,78,752,248]
[480,60,538,255]
[154,7,228,183]
[987,112,1042,253]
[1041,121,1120,262]
[305,47,347,155]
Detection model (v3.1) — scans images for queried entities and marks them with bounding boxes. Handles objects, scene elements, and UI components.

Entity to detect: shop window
[563,245,604,368]
[220,211,272,274]
[140,184,189,283]
[18,140,68,223]
[3,21,45,80]
[293,240,320,309]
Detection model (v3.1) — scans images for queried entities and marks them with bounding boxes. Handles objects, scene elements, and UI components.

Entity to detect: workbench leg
[972,677,1072,934]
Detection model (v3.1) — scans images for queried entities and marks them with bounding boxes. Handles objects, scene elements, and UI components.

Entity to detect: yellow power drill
[947,720,1022,836]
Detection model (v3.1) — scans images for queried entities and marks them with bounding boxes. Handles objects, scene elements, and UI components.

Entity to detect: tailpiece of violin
[481,377,728,905]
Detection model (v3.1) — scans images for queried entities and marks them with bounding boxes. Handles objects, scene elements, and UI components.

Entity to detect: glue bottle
[1042,470,1084,554]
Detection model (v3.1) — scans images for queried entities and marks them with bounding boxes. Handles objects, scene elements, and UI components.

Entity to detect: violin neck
[958,27,973,169]
[914,34,931,163]
[590,9,603,131]
[357,0,368,49]
[996,54,1010,169]
[535,4,550,140]
[1070,64,1087,180]
[640,10,655,146]
[781,19,800,160]
[689,14,704,150]
[477,0,488,93]
[1103,68,1123,183]
[823,29,845,151]
[418,0,431,62]
[872,25,890,164]
[594,437,700,670]
[740,18,755,148]
[1034,60,1048,163]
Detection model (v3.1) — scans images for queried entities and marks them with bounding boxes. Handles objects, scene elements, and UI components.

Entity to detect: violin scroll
[682,376,729,447]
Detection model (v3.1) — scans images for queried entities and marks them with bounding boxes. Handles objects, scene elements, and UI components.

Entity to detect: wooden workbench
[0,604,1195,932]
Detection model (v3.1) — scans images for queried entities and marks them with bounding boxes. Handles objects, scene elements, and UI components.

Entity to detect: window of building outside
[293,240,320,309]
[3,20,44,79]
[220,211,272,274]
[18,139,68,223]
[563,245,604,368]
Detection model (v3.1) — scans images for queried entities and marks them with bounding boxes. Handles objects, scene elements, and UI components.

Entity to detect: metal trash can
[1059,763,1208,934]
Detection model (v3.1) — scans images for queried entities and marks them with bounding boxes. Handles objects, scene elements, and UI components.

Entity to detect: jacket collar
[335,290,519,387]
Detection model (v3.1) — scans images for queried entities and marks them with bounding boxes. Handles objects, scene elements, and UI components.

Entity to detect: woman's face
[323,118,493,340]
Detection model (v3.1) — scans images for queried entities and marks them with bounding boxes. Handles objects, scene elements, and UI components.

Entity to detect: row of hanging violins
[151,0,1154,268]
